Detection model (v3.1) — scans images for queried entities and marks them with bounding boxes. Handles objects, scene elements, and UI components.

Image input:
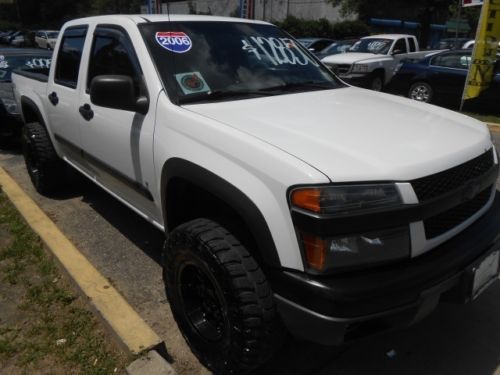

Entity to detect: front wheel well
[165,177,263,265]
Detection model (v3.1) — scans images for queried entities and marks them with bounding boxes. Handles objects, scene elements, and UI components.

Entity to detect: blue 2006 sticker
[156,31,192,53]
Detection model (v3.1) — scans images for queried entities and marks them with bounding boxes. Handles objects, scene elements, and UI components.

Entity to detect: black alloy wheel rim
[178,262,228,342]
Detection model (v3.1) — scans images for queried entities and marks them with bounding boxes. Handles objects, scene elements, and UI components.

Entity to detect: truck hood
[184,87,492,182]
[322,52,389,64]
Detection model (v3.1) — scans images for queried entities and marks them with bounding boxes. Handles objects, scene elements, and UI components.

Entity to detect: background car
[0,48,52,140]
[1,30,21,45]
[296,37,335,53]
[35,30,59,49]
[314,39,357,59]
[10,31,34,48]
[433,37,471,50]
[387,49,500,112]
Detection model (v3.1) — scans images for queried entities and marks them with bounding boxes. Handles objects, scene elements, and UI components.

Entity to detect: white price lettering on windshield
[367,41,387,52]
[241,37,317,67]
[0,56,7,69]
[25,58,51,69]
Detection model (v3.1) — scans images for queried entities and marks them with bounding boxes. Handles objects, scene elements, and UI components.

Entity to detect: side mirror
[90,75,149,115]
[392,49,404,55]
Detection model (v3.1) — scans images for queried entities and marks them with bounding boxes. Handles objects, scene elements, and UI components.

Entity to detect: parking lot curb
[488,123,500,133]
[126,350,176,375]
[0,166,163,355]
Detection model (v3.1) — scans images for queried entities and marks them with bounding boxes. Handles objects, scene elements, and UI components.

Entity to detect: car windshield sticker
[156,32,192,53]
[175,72,210,95]
[25,58,52,69]
[241,37,318,67]
[0,56,8,69]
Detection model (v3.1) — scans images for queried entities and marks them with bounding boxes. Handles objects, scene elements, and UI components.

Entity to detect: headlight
[1,98,19,115]
[291,184,408,272]
[291,184,402,215]
[301,226,410,272]
[351,64,369,73]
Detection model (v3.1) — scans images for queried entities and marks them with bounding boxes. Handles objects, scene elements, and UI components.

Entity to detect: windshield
[140,21,341,104]
[47,32,59,39]
[350,38,392,54]
[322,41,354,54]
[0,54,52,82]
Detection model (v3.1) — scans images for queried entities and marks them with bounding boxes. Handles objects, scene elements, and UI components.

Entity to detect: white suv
[35,30,59,49]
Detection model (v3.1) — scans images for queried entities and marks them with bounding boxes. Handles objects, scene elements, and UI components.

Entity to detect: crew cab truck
[12,15,500,374]
[321,34,432,91]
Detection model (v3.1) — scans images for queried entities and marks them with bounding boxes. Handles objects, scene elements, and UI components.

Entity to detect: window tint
[54,26,87,88]
[408,37,416,52]
[432,53,468,69]
[311,40,332,51]
[393,39,407,54]
[87,27,141,90]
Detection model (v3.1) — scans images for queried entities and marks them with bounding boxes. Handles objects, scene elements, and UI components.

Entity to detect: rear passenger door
[78,25,158,219]
[47,26,88,164]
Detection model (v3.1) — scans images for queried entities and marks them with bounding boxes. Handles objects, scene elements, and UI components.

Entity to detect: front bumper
[272,193,500,345]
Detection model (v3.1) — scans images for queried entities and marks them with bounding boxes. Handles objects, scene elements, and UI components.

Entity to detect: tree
[328,0,458,47]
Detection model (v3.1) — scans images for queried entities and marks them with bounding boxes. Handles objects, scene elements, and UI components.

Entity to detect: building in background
[149,0,352,23]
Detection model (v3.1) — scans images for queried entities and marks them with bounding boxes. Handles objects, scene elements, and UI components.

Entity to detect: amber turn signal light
[302,233,327,271]
[291,188,322,213]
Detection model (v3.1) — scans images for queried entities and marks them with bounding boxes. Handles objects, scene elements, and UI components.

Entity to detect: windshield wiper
[178,89,279,104]
[258,81,335,92]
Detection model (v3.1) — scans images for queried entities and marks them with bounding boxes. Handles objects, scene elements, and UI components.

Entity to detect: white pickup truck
[322,34,435,91]
[12,15,500,374]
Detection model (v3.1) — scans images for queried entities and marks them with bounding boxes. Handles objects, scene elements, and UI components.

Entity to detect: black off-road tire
[164,218,284,374]
[22,122,65,195]
[370,71,384,91]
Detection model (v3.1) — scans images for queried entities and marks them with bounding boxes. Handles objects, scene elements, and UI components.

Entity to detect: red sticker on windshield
[156,32,192,53]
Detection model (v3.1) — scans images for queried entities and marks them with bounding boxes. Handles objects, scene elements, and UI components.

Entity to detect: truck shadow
[20,156,500,375]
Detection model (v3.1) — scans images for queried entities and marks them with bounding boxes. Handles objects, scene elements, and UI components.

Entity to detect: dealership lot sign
[463,0,484,6]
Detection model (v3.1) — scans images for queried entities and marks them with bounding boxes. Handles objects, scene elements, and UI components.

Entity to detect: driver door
[79,25,158,220]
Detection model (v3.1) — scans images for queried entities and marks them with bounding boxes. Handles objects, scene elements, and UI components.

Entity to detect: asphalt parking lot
[1,133,500,375]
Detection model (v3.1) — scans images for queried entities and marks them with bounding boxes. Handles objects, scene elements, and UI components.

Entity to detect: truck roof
[64,14,271,27]
[362,34,415,40]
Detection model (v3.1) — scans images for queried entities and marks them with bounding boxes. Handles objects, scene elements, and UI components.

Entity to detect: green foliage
[276,15,370,39]
[0,0,143,29]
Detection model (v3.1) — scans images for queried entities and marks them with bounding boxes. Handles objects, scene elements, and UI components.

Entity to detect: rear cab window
[408,37,416,53]
[54,26,88,89]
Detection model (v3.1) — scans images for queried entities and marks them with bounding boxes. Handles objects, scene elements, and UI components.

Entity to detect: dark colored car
[0,48,52,139]
[387,49,500,111]
[296,37,335,53]
[314,39,357,59]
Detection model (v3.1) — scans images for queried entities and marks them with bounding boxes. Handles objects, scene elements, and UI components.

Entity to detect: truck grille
[329,64,351,75]
[424,187,492,239]
[411,149,494,202]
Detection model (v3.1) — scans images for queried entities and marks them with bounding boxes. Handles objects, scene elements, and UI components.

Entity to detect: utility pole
[455,0,462,39]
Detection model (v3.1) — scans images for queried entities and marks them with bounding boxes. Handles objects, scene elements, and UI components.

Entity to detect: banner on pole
[463,0,484,6]
[462,0,500,102]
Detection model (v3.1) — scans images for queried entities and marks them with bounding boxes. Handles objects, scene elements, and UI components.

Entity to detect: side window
[459,55,471,68]
[87,27,142,92]
[393,38,407,54]
[408,37,416,53]
[54,26,88,89]
[432,53,464,69]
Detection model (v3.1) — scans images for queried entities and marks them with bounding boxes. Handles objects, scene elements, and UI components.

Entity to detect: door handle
[79,104,94,121]
[48,91,58,106]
